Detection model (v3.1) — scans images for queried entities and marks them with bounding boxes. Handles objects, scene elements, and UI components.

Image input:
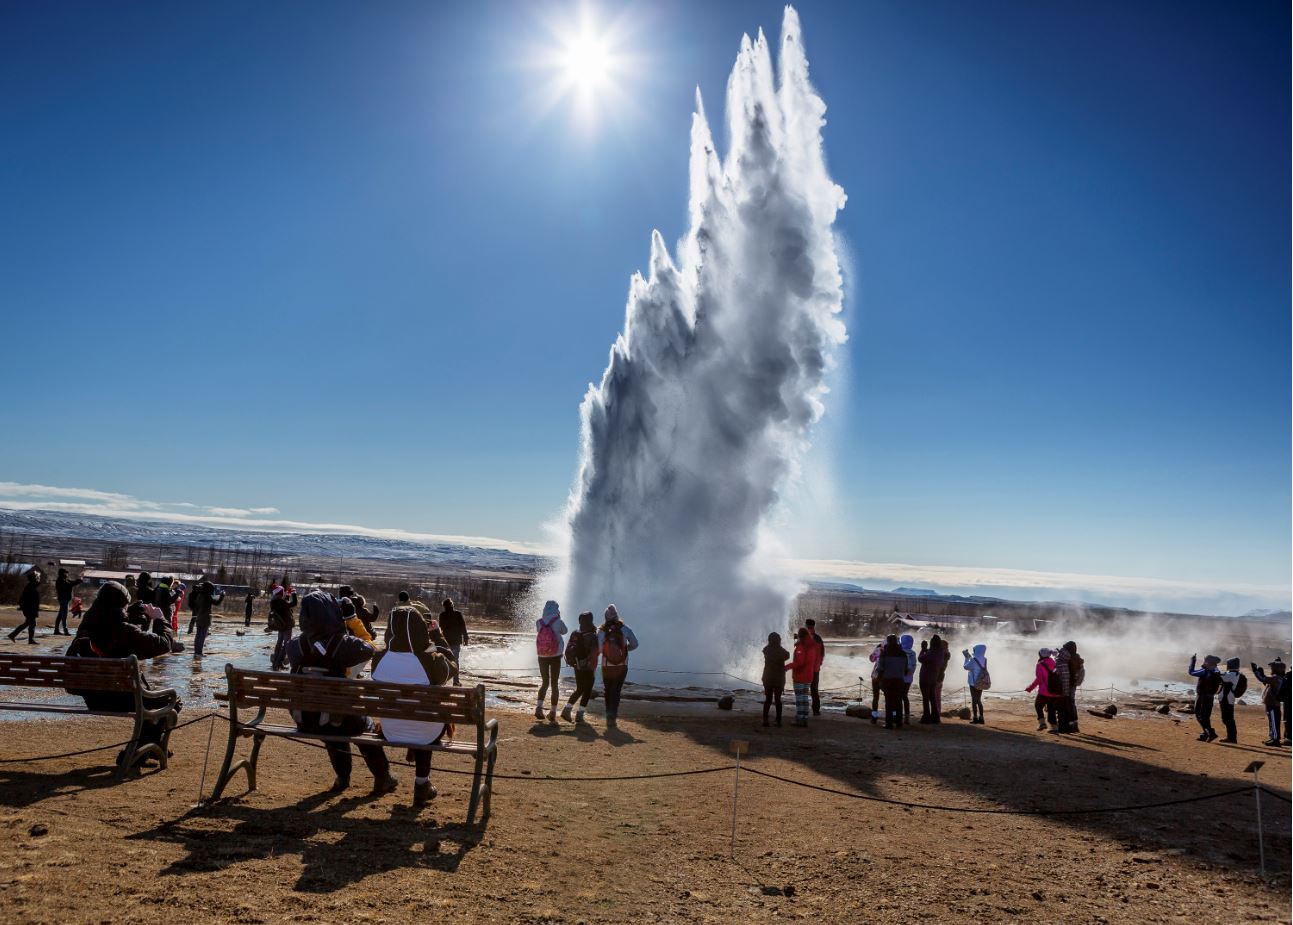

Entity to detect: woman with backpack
[1053,640,1085,733]
[561,611,599,723]
[1025,647,1061,731]
[762,631,790,727]
[1217,657,1247,744]
[962,643,989,724]
[878,635,909,729]
[785,628,817,727]
[597,605,638,730]
[534,600,567,722]
[372,606,456,807]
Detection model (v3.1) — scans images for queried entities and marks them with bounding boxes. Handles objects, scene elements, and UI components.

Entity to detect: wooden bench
[0,653,179,777]
[210,666,499,824]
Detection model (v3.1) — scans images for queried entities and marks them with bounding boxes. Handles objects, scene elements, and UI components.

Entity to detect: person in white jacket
[963,643,988,724]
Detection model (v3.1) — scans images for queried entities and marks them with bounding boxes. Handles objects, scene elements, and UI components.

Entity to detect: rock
[783,884,796,897]
[1032,890,1046,902]
[956,707,972,720]
[1103,703,1118,716]
[29,823,48,837]
[845,703,871,719]
[1156,704,1171,714]
[716,695,734,710]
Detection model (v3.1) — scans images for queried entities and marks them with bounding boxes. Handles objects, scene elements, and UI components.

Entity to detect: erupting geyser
[559,7,846,670]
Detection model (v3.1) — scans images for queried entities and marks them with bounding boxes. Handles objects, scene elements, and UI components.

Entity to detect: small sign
[730,739,749,756]
[1244,761,1265,774]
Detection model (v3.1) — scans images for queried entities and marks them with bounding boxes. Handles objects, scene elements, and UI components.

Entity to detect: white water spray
[553,7,847,672]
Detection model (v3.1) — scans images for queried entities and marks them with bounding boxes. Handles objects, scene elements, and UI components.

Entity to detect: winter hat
[542,600,561,622]
[339,598,356,617]
[1226,657,1241,670]
[298,590,344,640]
[768,631,782,645]
[271,584,284,599]
[1203,655,1221,667]
[604,604,620,623]
[1038,648,1052,659]
[1271,658,1287,676]
[94,581,130,611]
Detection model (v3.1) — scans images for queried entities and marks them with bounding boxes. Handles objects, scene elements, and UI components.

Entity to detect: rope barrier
[1260,787,1291,803]
[0,711,220,764]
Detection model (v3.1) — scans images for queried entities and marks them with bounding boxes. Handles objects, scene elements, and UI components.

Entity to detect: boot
[413,780,437,807]
[560,705,573,722]
[547,707,556,723]
[575,709,586,724]
[533,705,544,720]
[371,774,400,796]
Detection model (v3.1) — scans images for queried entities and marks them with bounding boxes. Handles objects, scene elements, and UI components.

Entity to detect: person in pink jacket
[1025,647,1061,731]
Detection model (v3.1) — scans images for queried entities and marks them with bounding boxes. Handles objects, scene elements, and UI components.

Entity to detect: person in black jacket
[9,568,43,644]
[268,585,298,670]
[54,568,81,636]
[243,591,255,627]
[189,581,225,658]
[288,590,397,794]
[134,571,154,606]
[1187,654,1223,742]
[878,635,909,729]
[65,581,179,765]
[438,598,468,684]
[761,631,790,727]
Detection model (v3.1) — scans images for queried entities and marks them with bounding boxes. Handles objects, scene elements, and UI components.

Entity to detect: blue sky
[1,1,1287,610]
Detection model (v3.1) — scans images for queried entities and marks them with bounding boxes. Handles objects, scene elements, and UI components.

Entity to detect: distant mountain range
[0,509,542,573]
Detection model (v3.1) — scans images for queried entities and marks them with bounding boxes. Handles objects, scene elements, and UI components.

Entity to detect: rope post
[193,712,218,809]
[729,739,748,859]
[1245,761,1266,878]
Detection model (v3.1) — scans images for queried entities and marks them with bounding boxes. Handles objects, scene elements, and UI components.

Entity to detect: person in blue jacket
[1187,654,1223,742]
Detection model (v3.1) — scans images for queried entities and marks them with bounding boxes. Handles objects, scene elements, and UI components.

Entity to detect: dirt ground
[1,618,1291,924]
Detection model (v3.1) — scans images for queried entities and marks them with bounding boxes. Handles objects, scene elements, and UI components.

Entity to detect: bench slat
[0,654,139,692]
[226,668,481,724]
[240,722,483,753]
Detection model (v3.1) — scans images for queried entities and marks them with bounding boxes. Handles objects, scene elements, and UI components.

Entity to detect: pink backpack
[536,615,562,657]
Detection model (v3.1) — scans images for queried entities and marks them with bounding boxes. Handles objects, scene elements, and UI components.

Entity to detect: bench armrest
[139,687,180,721]
[482,717,499,754]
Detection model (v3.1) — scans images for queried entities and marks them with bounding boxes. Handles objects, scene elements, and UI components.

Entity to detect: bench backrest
[0,653,139,692]
[224,667,484,726]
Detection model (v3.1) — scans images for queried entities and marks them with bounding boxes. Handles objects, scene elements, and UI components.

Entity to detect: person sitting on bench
[65,581,180,766]
[371,606,457,807]
[287,590,398,795]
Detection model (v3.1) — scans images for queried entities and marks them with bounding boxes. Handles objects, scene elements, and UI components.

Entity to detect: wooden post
[1245,760,1266,878]
[729,739,748,858]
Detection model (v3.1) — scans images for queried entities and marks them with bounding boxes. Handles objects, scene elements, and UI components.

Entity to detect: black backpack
[1045,665,1063,696]
[1233,672,1248,699]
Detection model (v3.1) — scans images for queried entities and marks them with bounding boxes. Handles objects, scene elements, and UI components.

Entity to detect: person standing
[806,618,825,716]
[243,591,255,628]
[867,641,884,724]
[598,604,638,730]
[54,568,81,636]
[133,571,154,606]
[785,628,816,727]
[1025,648,1061,731]
[917,635,946,724]
[878,635,909,729]
[189,580,224,658]
[268,584,298,670]
[1217,658,1247,744]
[9,568,43,644]
[561,611,599,723]
[1053,640,1085,733]
[70,595,83,623]
[962,644,989,724]
[1187,654,1223,742]
[899,634,917,723]
[1252,659,1289,746]
[438,598,468,685]
[762,631,790,727]
[933,637,951,721]
[534,600,567,721]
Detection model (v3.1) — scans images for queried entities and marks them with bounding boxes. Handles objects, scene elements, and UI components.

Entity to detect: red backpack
[602,624,628,675]
[536,615,562,657]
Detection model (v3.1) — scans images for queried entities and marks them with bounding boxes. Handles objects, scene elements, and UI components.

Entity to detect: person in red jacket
[784,628,816,727]
[1025,647,1061,731]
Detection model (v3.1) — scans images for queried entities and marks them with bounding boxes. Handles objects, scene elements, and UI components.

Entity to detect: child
[70,596,83,621]
[1187,654,1222,742]
[784,629,815,727]
[1217,657,1247,744]
[762,632,790,727]
[1252,658,1288,747]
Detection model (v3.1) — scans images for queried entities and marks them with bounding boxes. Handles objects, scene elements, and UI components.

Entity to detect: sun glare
[525,4,642,131]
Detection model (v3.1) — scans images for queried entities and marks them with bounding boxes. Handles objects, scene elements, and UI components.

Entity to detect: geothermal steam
[561,8,846,669]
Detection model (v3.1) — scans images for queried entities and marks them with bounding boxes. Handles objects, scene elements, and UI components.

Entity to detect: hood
[604,604,620,623]
[900,634,914,651]
[542,600,561,622]
[972,644,987,658]
[1038,647,1052,659]
[387,607,430,653]
[298,590,345,640]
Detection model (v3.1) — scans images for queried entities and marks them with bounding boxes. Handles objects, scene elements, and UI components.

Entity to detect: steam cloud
[558,8,846,670]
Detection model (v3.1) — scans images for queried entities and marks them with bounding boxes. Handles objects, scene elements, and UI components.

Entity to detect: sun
[562,31,611,90]
[525,4,642,130]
